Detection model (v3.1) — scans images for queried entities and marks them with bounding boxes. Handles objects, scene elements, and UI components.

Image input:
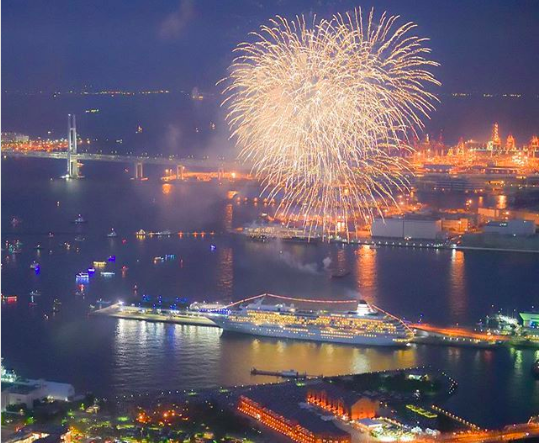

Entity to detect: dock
[92,303,219,327]
[411,323,508,348]
[251,368,308,379]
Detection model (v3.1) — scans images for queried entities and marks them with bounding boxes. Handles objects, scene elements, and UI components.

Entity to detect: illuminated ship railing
[221,293,359,310]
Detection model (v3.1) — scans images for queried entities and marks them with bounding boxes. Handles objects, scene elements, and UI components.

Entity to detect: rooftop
[243,384,349,436]
[2,383,40,395]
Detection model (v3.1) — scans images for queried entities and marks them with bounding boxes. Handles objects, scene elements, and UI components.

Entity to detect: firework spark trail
[221,8,439,237]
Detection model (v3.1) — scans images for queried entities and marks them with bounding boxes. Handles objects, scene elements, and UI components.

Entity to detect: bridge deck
[2,149,246,170]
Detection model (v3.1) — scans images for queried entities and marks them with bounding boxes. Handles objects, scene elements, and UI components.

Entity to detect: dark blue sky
[2,0,539,94]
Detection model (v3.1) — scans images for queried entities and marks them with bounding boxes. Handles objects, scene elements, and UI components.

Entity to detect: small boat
[533,360,539,379]
[153,256,165,264]
[76,272,90,279]
[74,235,85,242]
[107,229,118,238]
[330,270,351,279]
[250,368,307,379]
[87,267,96,274]
[2,295,18,304]
[30,262,40,270]
[155,230,172,237]
[11,217,22,227]
[29,290,41,296]
[53,299,62,312]
[47,232,55,238]
[72,215,87,224]
[93,261,107,268]
[100,271,115,277]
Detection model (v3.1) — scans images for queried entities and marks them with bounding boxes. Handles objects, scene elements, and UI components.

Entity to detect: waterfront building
[1,132,30,143]
[1,363,75,411]
[520,312,539,329]
[307,385,379,420]
[483,219,536,236]
[441,216,470,233]
[371,216,442,240]
[478,207,539,225]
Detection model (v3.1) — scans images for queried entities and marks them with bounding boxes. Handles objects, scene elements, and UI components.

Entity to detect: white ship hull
[212,317,409,347]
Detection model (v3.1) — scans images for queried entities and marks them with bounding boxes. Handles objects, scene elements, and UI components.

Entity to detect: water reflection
[217,247,233,299]
[218,332,417,384]
[224,203,233,232]
[449,249,467,323]
[355,246,377,303]
[161,183,172,195]
[112,319,221,394]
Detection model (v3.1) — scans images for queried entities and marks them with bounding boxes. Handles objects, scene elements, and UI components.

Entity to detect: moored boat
[72,214,87,224]
[210,294,413,347]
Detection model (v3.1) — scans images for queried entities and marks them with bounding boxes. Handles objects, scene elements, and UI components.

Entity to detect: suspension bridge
[2,114,245,179]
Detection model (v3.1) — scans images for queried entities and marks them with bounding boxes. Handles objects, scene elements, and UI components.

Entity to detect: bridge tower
[135,162,144,179]
[67,114,80,178]
[176,165,185,180]
[217,166,224,181]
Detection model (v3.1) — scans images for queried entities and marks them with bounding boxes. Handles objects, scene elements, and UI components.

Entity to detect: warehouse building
[371,216,442,240]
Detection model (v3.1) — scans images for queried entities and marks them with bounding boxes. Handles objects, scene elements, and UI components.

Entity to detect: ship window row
[238,312,400,333]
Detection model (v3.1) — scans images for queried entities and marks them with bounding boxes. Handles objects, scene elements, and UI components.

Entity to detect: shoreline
[93,304,539,349]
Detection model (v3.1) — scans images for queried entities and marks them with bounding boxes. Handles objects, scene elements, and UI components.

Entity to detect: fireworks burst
[222,8,439,236]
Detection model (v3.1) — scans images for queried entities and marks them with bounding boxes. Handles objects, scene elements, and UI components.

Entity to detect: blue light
[108,255,116,262]
[210,244,216,251]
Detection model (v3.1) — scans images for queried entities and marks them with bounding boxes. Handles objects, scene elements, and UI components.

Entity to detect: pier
[92,303,218,327]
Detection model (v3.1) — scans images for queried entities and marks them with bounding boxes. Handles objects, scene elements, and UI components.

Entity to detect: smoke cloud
[159,0,194,40]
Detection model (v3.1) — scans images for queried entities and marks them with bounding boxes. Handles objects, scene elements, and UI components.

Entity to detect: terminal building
[371,216,442,240]
[1,363,75,411]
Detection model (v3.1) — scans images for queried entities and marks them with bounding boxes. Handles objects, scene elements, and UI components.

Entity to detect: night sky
[3,0,539,94]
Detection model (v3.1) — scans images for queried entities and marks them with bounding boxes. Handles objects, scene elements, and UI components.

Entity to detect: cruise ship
[211,295,413,347]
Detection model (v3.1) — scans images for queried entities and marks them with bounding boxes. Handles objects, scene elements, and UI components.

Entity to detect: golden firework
[222,8,439,237]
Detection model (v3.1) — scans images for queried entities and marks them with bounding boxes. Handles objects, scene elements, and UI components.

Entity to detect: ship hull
[213,317,409,347]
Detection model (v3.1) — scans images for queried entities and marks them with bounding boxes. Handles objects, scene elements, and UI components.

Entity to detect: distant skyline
[2,0,539,147]
[3,0,539,94]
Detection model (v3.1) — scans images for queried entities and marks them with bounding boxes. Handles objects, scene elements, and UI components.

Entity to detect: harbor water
[2,159,539,429]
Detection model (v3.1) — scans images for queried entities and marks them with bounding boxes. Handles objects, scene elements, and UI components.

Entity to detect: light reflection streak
[355,246,378,304]
[449,249,467,323]
[217,247,233,299]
